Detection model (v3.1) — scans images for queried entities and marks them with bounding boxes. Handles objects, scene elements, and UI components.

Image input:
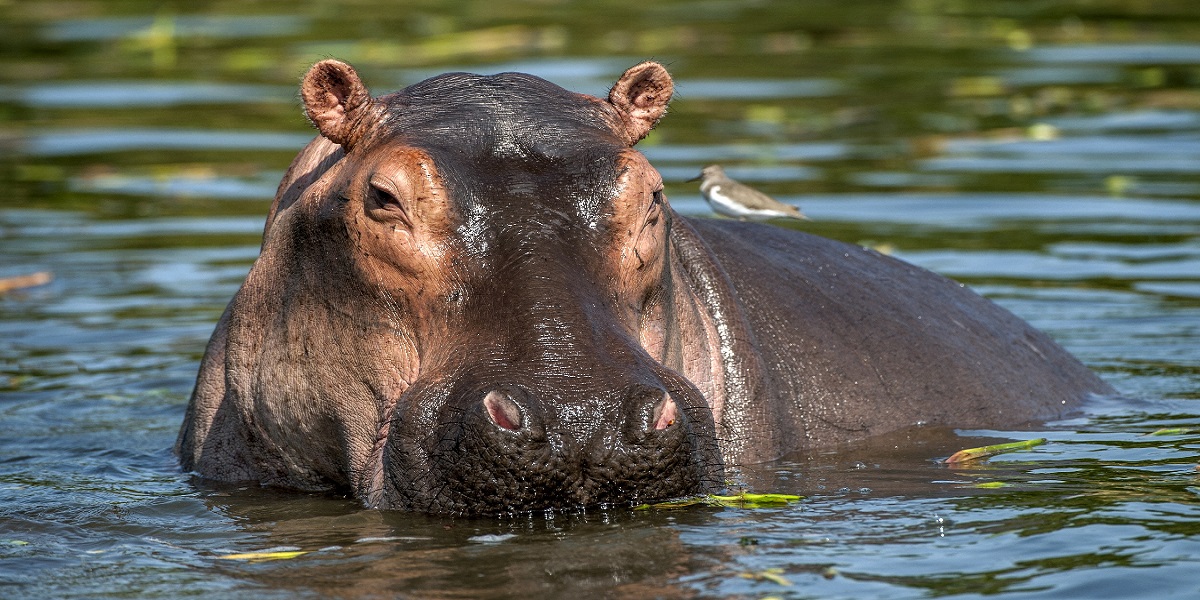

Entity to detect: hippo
[177,59,1114,515]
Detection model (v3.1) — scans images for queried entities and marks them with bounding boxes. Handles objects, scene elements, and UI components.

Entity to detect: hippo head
[216,60,723,514]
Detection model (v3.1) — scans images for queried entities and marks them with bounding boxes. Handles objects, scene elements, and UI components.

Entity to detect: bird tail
[788,205,811,220]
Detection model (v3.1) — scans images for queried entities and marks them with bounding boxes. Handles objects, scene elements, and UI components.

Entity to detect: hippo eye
[646,189,664,226]
[366,182,412,228]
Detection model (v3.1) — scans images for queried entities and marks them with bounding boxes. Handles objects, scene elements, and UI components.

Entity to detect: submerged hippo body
[177,60,1113,514]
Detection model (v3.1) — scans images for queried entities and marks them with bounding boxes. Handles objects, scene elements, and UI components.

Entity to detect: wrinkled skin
[177,60,1114,515]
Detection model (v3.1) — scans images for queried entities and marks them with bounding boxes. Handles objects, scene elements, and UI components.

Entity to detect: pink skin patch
[652,395,678,430]
[484,390,523,431]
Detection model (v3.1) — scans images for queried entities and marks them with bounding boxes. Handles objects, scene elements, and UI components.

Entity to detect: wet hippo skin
[176,59,1114,515]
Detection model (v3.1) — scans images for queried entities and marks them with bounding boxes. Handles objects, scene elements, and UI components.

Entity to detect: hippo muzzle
[380,372,720,514]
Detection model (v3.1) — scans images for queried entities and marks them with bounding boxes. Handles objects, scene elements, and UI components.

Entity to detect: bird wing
[725,180,792,211]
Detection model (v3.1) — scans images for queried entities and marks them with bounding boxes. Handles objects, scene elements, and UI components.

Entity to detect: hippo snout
[480,385,678,435]
[381,379,722,515]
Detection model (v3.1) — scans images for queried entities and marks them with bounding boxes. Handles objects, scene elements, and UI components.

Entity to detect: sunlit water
[2,1,1198,598]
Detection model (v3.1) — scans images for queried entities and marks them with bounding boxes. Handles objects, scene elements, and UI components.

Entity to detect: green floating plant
[1145,427,1197,436]
[637,492,803,510]
[739,567,793,586]
[973,481,1009,489]
[944,438,1047,464]
[217,550,308,562]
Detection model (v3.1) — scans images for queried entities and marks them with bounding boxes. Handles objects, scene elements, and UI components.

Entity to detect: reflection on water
[68,171,283,200]
[676,77,843,99]
[5,81,293,107]
[43,15,309,42]
[2,0,1199,598]
[1026,44,1200,64]
[26,130,315,156]
[1049,110,1200,131]
[644,142,848,163]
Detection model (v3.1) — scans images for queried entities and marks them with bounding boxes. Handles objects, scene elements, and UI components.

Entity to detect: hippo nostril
[483,390,523,431]
[651,393,678,431]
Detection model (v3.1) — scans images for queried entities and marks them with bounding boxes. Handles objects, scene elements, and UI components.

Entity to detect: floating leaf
[1027,122,1059,141]
[709,492,803,508]
[974,481,1009,489]
[1007,29,1033,51]
[637,492,803,510]
[1105,175,1134,196]
[2,540,29,546]
[944,438,1046,464]
[739,568,793,586]
[217,550,307,561]
[1145,427,1196,436]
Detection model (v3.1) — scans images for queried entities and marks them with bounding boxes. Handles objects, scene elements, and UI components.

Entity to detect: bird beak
[686,174,702,182]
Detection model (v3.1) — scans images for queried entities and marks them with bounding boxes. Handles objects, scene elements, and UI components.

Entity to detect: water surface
[2,1,1198,598]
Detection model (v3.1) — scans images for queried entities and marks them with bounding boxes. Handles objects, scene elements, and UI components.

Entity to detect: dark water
[2,1,1199,598]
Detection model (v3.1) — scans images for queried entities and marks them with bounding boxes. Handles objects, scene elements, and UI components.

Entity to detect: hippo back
[682,217,1112,457]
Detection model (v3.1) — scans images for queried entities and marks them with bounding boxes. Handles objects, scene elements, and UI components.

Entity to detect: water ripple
[1025,44,1200,64]
[43,15,308,42]
[25,129,313,156]
[3,82,292,108]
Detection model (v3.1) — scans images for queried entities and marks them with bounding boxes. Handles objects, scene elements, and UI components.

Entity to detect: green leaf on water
[944,438,1046,464]
[217,550,308,561]
[974,481,1009,489]
[709,492,803,507]
[1145,427,1196,436]
[2,540,29,546]
[739,568,793,586]
[636,492,803,510]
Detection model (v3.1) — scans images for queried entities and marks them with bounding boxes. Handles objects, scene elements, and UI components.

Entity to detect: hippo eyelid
[366,180,412,227]
[645,189,664,225]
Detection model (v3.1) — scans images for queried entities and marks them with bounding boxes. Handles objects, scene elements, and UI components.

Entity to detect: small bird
[689,164,809,222]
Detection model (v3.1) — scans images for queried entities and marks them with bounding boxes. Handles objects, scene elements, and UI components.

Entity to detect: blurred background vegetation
[5,0,1200,217]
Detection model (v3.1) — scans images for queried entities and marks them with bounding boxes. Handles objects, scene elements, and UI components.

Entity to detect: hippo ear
[300,59,380,150]
[608,62,674,145]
